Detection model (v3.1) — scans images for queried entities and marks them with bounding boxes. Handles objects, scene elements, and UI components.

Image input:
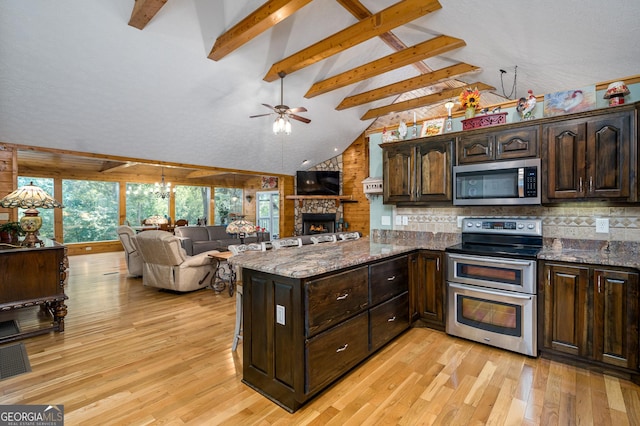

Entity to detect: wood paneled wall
[342,132,370,236]
[0,140,363,249]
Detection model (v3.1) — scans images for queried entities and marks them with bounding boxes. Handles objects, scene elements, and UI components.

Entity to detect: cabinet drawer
[306,311,369,394]
[370,292,409,351]
[457,134,493,164]
[306,266,369,337]
[495,126,538,160]
[370,256,408,306]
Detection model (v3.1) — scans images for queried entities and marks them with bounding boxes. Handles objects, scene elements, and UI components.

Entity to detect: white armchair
[135,230,218,292]
[116,225,143,277]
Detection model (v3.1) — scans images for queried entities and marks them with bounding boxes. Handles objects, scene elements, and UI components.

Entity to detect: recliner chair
[116,225,143,277]
[135,230,218,292]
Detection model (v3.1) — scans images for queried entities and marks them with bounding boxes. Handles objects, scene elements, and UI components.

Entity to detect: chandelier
[151,168,175,199]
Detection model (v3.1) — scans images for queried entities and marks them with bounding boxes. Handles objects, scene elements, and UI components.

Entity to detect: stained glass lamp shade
[226,219,255,244]
[0,182,63,247]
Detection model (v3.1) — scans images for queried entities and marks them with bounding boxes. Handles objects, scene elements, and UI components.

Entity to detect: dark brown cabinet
[457,125,538,164]
[409,250,445,330]
[242,254,409,412]
[540,261,639,379]
[382,143,413,203]
[542,110,634,202]
[0,239,68,343]
[382,136,453,204]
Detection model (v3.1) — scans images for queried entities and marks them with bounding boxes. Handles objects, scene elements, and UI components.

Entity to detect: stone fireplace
[302,213,336,235]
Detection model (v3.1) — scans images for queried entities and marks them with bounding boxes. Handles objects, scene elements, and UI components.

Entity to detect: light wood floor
[1,252,639,425]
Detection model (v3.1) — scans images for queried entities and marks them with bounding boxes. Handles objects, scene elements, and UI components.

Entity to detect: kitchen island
[229,237,424,412]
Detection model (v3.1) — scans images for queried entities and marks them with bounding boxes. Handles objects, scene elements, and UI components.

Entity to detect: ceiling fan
[250,71,310,134]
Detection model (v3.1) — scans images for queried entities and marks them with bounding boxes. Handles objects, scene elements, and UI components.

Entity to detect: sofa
[174,225,270,255]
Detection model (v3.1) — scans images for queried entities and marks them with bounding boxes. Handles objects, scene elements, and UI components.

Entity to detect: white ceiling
[1,0,639,176]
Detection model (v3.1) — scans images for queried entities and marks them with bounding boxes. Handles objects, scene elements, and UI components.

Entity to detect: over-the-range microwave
[453,158,541,206]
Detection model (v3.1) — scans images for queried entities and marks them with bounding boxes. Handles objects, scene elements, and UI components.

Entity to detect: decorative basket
[461,112,508,130]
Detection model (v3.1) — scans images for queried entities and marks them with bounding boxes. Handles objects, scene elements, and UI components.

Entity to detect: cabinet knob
[387,275,396,281]
[336,344,349,353]
[336,293,349,301]
[387,316,396,322]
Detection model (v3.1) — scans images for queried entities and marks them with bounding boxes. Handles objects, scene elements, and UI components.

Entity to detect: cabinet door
[494,126,538,160]
[383,145,414,203]
[410,250,445,329]
[457,134,493,164]
[415,139,452,202]
[586,112,631,199]
[593,269,639,369]
[543,119,587,200]
[542,263,589,356]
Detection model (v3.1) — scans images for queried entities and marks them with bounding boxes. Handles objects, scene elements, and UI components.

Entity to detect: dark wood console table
[0,239,68,343]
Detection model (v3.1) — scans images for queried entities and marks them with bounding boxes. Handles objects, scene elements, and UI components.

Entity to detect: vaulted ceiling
[1,0,639,177]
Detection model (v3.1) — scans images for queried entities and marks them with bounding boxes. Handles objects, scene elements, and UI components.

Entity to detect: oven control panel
[461,217,542,236]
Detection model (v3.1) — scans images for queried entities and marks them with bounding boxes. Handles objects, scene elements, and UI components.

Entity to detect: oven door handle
[448,253,533,268]
[449,282,534,300]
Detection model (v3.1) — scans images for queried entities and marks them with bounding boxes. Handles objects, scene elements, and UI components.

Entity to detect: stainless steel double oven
[445,218,542,356]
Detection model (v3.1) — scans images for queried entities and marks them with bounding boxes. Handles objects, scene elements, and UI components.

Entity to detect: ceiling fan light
[273,115,290,135]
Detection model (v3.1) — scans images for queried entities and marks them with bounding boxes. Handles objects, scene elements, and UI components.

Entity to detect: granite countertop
[538,239,640,269]
[228,237,422,278]
[228,234,640,278]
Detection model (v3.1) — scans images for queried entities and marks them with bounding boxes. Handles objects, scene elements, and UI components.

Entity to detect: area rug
[0,343,31,380]
[0,320,19,338]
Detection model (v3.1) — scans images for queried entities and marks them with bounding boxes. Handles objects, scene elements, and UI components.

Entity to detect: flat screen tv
[296,170,340,196]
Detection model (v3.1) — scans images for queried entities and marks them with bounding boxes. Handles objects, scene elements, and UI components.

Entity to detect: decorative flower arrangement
[458,87,481,109]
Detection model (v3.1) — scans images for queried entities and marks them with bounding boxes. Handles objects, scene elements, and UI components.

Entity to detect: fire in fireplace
[302,213,336,235]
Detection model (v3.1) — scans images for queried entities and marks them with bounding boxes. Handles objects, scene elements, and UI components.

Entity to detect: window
[174,185,209,225]
[214,187,242,225]
[17,177,55,239]
[62,179,119,243]
[125,183,169,226]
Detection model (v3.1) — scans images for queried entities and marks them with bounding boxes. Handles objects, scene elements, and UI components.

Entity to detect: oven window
[456,263,522,285]
[456,294,521,336]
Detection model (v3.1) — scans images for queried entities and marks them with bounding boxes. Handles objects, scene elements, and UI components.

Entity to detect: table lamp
[603,81,630,106]
[226,218,256,244]
[0,182,63,247]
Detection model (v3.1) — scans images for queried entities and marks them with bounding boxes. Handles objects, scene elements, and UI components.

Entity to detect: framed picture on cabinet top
[543,85,596,117]
[420,118,445,137]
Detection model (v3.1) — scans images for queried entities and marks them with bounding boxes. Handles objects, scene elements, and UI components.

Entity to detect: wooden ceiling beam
[185,170,228,179]
[360,82,495,121]
[263,0,442,82]
[208,0,313,61]
[336,63,479,110]
[336,0,431,75]
[304,35,465,98]
[128,0,168,30]
[99,161,139,173]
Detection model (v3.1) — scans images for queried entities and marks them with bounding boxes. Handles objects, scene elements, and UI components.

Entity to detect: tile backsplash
[385,205,640,242]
